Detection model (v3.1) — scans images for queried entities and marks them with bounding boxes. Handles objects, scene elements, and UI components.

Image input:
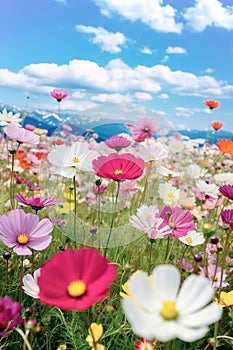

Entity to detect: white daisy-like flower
[0,108,22,127]
[158,183,180,206]
[214,172,233,185]
[156,165,181,177]
[122,264,222,343]
[185,164,203,179]
[168,138,185,154]
[47,142,99,178]
[138,142,169,163]
[178,191,196,209]
[179,230,205,246]
[22,269,40,299]
[196,180,219,198]
[129,205,157,234]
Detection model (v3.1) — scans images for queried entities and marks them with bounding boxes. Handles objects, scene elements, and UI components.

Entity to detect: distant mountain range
[0,102,232,142]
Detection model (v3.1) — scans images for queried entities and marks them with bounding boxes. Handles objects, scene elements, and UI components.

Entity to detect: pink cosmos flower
[221,209,233,229]
[159,206,195,238]
[199,264,229,289]
[105,135,131,150]
[93,153,145,181]
[14,174,27,184]
[119,180,138,198]
[38,248,117,310]
[50,88,68,102]
[131,117,157,142]
[3,125,40,145]
[202,197,223,210]
[135,339,158,350]
[26,182,41,191]
[0,209,53,255]
[15,194,59,212]
[0,296,24,337]
[219,184,233,200]
[93,184,107,194]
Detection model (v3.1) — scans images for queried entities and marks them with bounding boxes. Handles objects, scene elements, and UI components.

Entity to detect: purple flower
[3,125,40,145]
[159,206,195,238]
[0,296,24,337]
[0,209,53,255]
[219,184,233,201]
[15,194,59,212]
[221,209,233,229]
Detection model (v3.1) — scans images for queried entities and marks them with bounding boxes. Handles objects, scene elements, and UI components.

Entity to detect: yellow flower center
[167,193,175,199]
[185,237,193,244]
[67,280,86,297]
[146,214,152,219]
[17,233,29,245]
[160,300,178,320]
[73,157,80,164]
[114,169,123,175]
[6,117,12,123]
[169,222,176,229]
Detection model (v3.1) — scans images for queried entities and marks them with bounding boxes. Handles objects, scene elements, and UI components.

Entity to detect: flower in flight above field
[178,230,205,247]
[159,206,195,238]
[38,248,117,310]
[0,209,53,255]
[0,296,24,337]
[105,135,131,151]
[15,194,59,212]
[50,88,68,102]
[3,125,40,145]
[219,184,233,200]
[22,269,41,299]
[211,121,224,131]
[131,117,157,142]
[0,108,22,127]
[93,153,145,181]
[204,100,220,110]
[217,139,233,157]
[122,264,222,342]
[48,142,99,178]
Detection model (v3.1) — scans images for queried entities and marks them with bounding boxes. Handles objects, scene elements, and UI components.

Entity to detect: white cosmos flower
[22,268,40,299]
[122,264,222,343]
[129,205,157,234]
[168,138,184,154]
[158,183,180,206]
[156,165,181,177]
[179,230,205,246]
[0,108,22,127]
[47,142,99,178]
[138,142,169,163]
[185,164,203,179]
[196,180,219,198]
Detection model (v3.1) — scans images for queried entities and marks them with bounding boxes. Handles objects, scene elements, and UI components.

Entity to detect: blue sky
[1,0,233,131]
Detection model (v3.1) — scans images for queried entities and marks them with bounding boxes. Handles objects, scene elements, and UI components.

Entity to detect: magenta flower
[38,248,117,310]
[135,338,158,350]
[50,88,68,102]
[131,117,157,142]
[93,153,145,181]
[159,206,195,238]
[0,296,24,337]
[105,135,131,150]
[14,174,27,184]
[93,184,107,194]
[219,184,233,201]
[0,209,53,255]
[3,125,40,145]
[221,209,233,229]
[26,181,41,191]
[15,194,59,212]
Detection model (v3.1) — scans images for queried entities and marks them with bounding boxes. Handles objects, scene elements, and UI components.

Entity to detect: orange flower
[217,139,233,156]
[204,100,220,109]
[211,121,224,131]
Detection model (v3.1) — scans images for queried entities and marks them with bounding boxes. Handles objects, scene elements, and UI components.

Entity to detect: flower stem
[19,256,24,304]
[15,328,33,350]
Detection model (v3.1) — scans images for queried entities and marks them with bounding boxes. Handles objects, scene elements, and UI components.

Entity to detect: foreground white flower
[179,230,205,247]
[22,269,40,299]
[0,108,22,127]
[47,142,99,178]
[122,264,222,343]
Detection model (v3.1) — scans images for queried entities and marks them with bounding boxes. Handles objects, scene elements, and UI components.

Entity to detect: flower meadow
[0,96,233,350]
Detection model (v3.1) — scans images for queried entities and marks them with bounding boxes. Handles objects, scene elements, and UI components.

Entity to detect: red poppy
[217,139,233,156]
[93,153,145,181]
[204,100,220,110]
[211,121,224,131]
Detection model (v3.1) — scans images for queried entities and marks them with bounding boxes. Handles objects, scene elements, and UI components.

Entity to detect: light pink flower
[3,125,40,145]
[105,135,131,150]
[131,118,157,142]
[119,180,138,198]
[199,264,229,289]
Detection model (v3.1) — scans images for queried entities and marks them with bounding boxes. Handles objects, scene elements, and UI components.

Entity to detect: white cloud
[93,0,183,33]
[91,93,132,103]
[175,107,207,117]
[183,0,233,31]
[140,46,154,55]
[162,55,169,63]
[166,46,187,54]
[158,93,169,99]
[205,68,214,74]
[53,0,67,5]
[134,92,153,100]
[76,25,126,53]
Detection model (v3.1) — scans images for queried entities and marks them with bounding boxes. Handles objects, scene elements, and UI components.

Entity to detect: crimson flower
[221,209,233,229]
[93,153,145,181]
[15,194,59,212]
[219,184,233,201]
[211,121,224,131]
[50,88,68,102]
[159,206,195,238]
[38,248,117,310]
[204,100,220,110]
[0,296,24,337]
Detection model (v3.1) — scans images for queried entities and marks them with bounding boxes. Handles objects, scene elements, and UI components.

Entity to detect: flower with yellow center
[17,233,29,245]
[114,169,123,175]
[67,280,86,297]
[179,230,205,247]
[73,157,80,164]
[122,264,222,343]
